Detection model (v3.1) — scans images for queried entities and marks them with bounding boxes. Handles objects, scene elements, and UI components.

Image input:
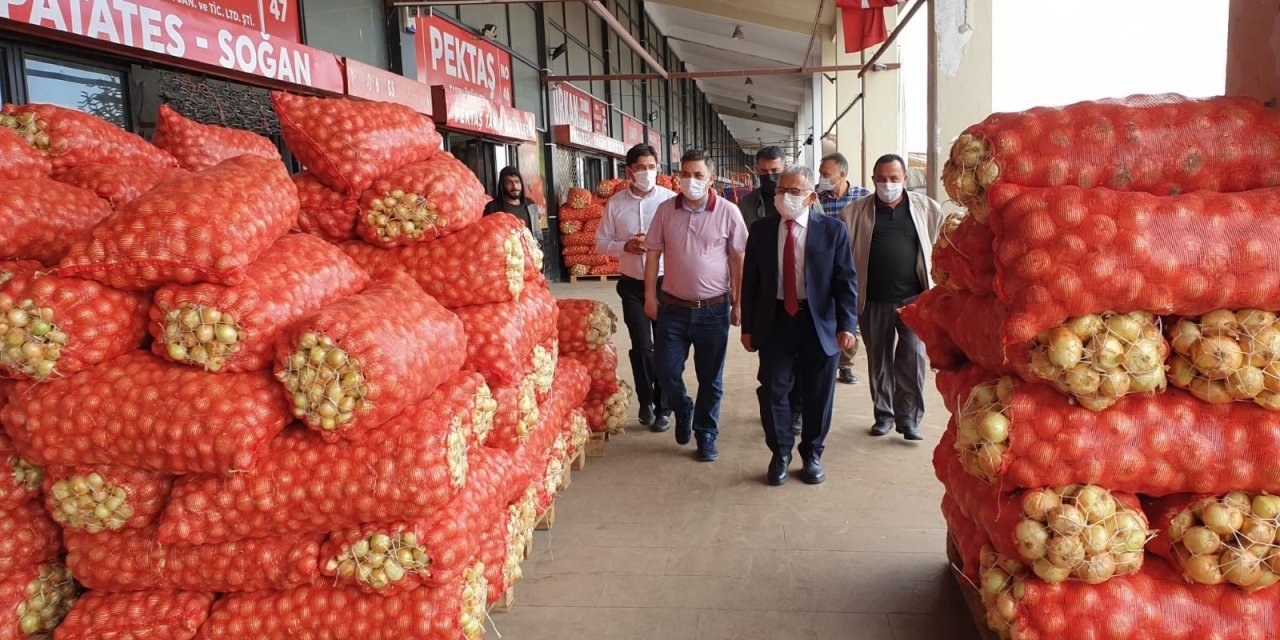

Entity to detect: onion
[1169,355,1198,388]
[1169,319,1202,356]
[956,416,982,447]
[1015,519,1051,560]
[1062,364,1102,396]
[1075,393,1117,412]
[1265,362,1280,393]
[1190,377,1234,404]
[1182,526,1223,555]
[971,382,998,407]
[1226,491,1254,512]
[1253,494,1280,520]
[1082,523,1111,554]
[1184,553,1224,585]
[1240,517,1277,546]
[1022,489,1061,521]
[1239,309,1278,334]
[975,159,1000,187]
[1169,510,1196,541]
[1122,340,1162,375]
[1046,535,1086,570]
[1075,554,1117,584]
[977,411,1011,444]
[1075,486,1118,524]
[995,377,1016,404]
[1192,336,1246,380]
[1027,349,1061,380]
[1202,502,1245,536]
[975,442,1005,479]
[1128,368,1166,393]
[994,593,1017,621]
[1032,558,1071,582]
[1269,550,1280,575]
[1201,309,1241,336]
[1064,314,1104,339]
[1114,551,1144,575]
[1047,504,1086,536]
[1255,390,1280,410]
[1228,365,1266,400]
[981,566,1011,595]
[1222,547,1266,587]
[1104,313,1143,343]
[1253,569,1280,591]
[1088,334,1125,371]
[1247,326,1280,367]
[1097,368,1131,398]
[1045,327,1085,369]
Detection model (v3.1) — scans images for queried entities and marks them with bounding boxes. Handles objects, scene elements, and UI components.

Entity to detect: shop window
[300,0,387,69]
[565,2,588,38]
[23,56,127,129]
[509,3,540,63]
[512,61,544,130]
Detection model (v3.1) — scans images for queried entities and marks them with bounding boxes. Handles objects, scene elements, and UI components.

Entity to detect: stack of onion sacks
[1167,309,1280,408]
[1152,492,1280,591]
[1026,310,1168,411]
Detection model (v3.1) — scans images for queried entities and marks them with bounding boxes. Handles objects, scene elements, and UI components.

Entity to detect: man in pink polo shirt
[643,149,749,462]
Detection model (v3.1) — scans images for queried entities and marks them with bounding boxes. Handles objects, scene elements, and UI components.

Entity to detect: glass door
[449,133,499,197]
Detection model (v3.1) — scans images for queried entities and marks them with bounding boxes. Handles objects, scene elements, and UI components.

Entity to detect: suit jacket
[742,212,859,357]
[839,191,945,314]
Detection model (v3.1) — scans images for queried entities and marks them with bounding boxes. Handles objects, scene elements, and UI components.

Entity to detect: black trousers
[617,275,668,416]
[756,303,839,461]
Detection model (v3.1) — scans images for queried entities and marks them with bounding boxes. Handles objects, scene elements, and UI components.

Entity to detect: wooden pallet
[489,584,515,614]
[536,501,556,531]
[585,431,607,457]
[571,448,586,471]
[947,533,1000,640]
[569,274,620,283]
[557,462,572,492]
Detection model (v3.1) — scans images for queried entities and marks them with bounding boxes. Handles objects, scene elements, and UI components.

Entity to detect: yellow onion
[1240,517,1277,546]
[1225,491,1253,512]
[1192,336,1246,380]
[956,416,982,447]
[1122,340,1162,375]
[1088,334,1125,371]
[1190,377,1234,404]
[1239,309,1279,335]
[1032,558,1071,582]
[1114,551,1144,574]
[1200,309,1241,336]
[1082,523,1111,554]
[1047,504,1086,537]
[1185,553,1225,585]
[1015,519,1051,560]
[1045,327,1085,369]
[977,411,1011,444]
[1265,362,1280,394]
[366,188,443,243]
[1022,489,1061,521]
[1228,366,1266,400]
[1253,494,1280,520]
[1169,319,1202,356]
[16,564,77,636]
[1046,535,1086,570]
[1202,502,1246,536]
[1097,368,1131,398]
[1064,314,1104,339]
[1168,510,1196,541]
[1128,367,1166,393]
[1182,526,1223,555]
[1027,349,1061,380]
[975,442,1006,479]
[276,332,367,432]
[1075,486,1118,524]
[1075,554,1117,584]
[48,474,134,533]
[1062,364,1102,396]
[1247,326,1280,368]
[1222,547,1266,587]
[995,377,1016,404]
[1104,313,1143,343]
[1255,390,1280,410]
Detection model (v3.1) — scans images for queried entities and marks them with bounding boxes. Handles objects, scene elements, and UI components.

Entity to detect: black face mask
[759,173,779,197]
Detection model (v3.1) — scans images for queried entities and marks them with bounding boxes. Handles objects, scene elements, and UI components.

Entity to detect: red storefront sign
[416,15,512,106]
[159,0,301,42]
[0,0,343,92]
[345,58,431,114]
[592,99,608,135]
[621,115,644,148]
[552,83,594,131]
[648,129,662,162]
[432,85,535,143]
[554,124,626,158]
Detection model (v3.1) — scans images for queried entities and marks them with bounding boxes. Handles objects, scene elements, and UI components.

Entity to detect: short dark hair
[755,146,785,163]
[625,144,658,167]
[873,153,907,173]
[680,149,716,175]
[820,152,849,173]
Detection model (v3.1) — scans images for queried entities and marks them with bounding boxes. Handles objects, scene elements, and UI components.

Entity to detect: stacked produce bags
[557,176,676,278]
[0,96,609,639]
[909,94,1280,639]
[556,299,632,434]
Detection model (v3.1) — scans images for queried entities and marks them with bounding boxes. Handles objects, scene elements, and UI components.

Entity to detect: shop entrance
[449,133,509,198]
[581,155,605,189]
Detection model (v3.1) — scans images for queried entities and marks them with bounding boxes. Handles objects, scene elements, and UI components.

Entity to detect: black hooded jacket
[484,166,540,235]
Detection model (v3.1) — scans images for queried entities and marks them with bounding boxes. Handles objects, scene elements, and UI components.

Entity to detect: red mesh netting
[564,253,614,268]
[65,525,320,593]
[564,344,621,395]
[2,103,177,171]
[1144,493,1280,592]
[988,184,1280,346]
[271,92,442,197]
[150,234,371,374]
[52,163,188,209]
[355,153,487,247]
[56,155,297,290]
[0,127,49,180]
[588,263,620,276]
[319,448,518,595]
[0,501,60,581]
[454,286,557,388]
[153,104,281,172]
[559,202,603,223]
[0,260,40,284]
[1,351,290,474]
[564,188,594,210]
[55,590,214,640]
[273,270,465,441]
[596,178,628,198]
[158,370,486,545]
[487,375,541,452]
[0,271,150,380]
[931,213,995,295]
[559,230,596,248]
[0,431,40,511]
[0,178,112,265]
[561,245,591,257]
[41,465,172,533]
[943,94,1280,221]
[935,365,1280,496]
[293,171,360,243]
[339,213,527,308]
[0,563,77,640]
[518,226,546,286]
[556,299,617,353]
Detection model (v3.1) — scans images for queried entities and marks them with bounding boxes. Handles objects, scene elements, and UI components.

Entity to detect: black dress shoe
[838,368,857,384]
[767,454,791,486]
[638,404,655,427]
[696,436,719,462]
[650,413,671,433]
[870,421,894,436]
[675,420,693,445]
[802,458,826,485]
[790,414,802,436]
[901,426,924,441]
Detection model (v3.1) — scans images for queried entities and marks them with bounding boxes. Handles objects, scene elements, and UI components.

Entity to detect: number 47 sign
[170,0,303,42]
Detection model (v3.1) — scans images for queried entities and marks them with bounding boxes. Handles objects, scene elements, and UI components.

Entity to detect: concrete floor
[492,281,979,640]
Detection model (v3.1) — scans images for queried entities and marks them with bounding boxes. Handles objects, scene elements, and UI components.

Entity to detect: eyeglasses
[777,188,813,197]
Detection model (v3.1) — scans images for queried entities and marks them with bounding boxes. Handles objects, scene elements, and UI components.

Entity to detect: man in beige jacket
[839,154,944,441]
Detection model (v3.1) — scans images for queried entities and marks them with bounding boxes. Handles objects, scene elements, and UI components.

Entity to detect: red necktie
[783,219,799,316]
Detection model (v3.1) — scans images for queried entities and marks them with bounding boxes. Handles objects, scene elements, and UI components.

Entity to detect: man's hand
[730,304,741,327]
[837,331,857,350]
[645,296,658,321]
[741,333,756,352]
[624,234,647,255]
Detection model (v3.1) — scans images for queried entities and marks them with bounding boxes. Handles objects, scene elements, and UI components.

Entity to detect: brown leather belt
[661,291,731,309]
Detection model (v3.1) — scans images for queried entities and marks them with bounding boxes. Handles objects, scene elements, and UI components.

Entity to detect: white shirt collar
[785,212,811,229]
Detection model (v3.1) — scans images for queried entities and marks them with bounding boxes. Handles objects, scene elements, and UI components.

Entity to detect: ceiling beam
[644,0,818,34]
[547,63,885,82]
[715,106,793,128]
[665,34,798,68]
[587,1,668,79]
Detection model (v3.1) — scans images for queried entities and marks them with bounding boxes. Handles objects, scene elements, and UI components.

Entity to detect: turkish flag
[836,0,899,54]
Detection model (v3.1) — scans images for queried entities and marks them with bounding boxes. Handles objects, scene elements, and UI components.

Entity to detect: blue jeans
[654,301,731,439]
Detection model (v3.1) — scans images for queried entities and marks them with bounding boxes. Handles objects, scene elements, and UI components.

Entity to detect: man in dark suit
[741,165,859,486]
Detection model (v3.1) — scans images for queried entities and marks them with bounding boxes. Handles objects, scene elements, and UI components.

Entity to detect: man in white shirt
[596,144,677,432]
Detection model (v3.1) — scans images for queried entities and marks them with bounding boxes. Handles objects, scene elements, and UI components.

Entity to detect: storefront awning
[553,125,627,158]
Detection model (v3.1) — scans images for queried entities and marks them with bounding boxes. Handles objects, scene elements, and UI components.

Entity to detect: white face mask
[681,177,709,202]
[817,177,836,193]
[876,182,904,203]
[775,193,810,220]
[632,169,656,192]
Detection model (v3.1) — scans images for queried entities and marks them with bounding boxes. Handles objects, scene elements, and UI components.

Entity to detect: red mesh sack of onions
[1,103,177,171]
[0,128,49,180]
[0,501,61,581]
[596,178,628,198]
[195,563,489,640]
[356,152,486,247]
[0,178,112,265]
[563,252,614,268]
[65,525,321,593]
[454,285,556,387]
[559,230,596,248]
[271,92,442,197]
[158,370,487,545]
[942,94,1280,222]
[153,104,281,171]
[41,465,171,534]
[0,563,78,640]
[935,364,1280,496]
[563,187,594,210]
[931,212,995,295]
[1146,492,1280,592]
[273,270,465,441]
[0,271,150,380]
[487,374,542,452]
[56,155,297,290]
[556,298,617,353]
[561,245,591,257]
[55,590,214,640]
[988,184,1280,347]
[584,382,632,435]
[1,351,290,474]
[151,234,371,373]
[0,261,39,285]
[901,288,1168,411]
[53,163,189,208]
[481,488,538,606]
[293,171,359,243]
[935,442,1150,586]
[320,447,518,595]
[563,344,621,395]
[339,213,528,308]
[587,262,619,276]
[0,431,40,511]
[518,225,546,285]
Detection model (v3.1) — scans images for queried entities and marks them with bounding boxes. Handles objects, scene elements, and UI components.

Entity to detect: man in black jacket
[484,166,541,237]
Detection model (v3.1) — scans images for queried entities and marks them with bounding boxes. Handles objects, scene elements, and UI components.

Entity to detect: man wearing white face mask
[741,166,858,486]
[597,144,677,432]
[840,154,944,442]
[817,152,869,386]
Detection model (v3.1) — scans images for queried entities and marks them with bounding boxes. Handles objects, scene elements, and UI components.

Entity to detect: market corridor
[494,281,980,640]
